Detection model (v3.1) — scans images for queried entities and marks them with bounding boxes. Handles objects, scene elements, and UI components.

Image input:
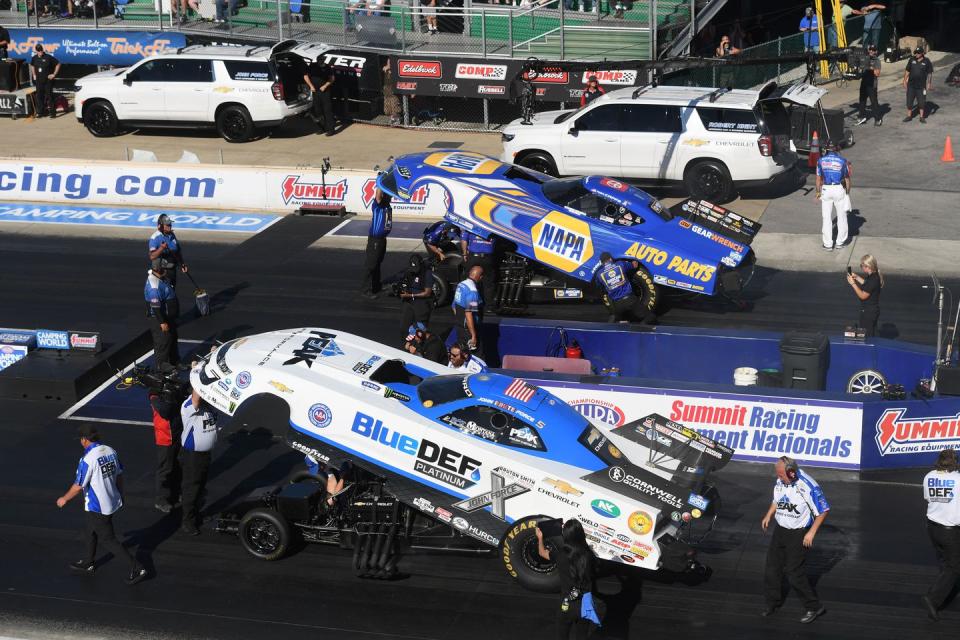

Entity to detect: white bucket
[734,367,759,386]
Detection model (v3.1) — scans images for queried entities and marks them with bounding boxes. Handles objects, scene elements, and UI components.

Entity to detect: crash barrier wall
[4,0,674,62]
[0,157,451,214]
[490,319,955,470]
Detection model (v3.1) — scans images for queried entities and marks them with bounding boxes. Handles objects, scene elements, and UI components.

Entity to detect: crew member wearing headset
[595,252,649,323]
[148,214,188,289]
[761,456,829,624]
[179,384,219,536]
[921,448,960,621]
[460,229,497,313]
[398,254,433,336]
[145,259,181,371]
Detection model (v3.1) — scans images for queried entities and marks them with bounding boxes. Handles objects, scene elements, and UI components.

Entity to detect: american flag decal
[504,379,536,403]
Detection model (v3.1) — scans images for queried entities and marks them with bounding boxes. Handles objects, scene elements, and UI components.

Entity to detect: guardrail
[2,0,655,60]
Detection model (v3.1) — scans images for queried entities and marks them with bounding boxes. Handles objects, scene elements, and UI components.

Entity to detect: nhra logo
[875,408,960,455]
[361,179,429,208]
[531,211,594,274]
[455,63,507,80]
[570,399,626,427]
[281,176,347,205]
[582,70,638,85]
[397,60,442,78]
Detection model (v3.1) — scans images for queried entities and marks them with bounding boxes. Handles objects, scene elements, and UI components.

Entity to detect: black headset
[780,456,799,480]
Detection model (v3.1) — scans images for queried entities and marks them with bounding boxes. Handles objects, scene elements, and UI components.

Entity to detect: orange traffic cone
[942,136,956,162]
[808,130,820,168]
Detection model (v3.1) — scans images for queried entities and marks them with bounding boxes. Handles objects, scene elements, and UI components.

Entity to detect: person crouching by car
[402,323,445,364]
[535,519,602,639]
[595,252,651,323]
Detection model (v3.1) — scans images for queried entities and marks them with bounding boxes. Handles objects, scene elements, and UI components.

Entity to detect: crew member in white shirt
[921,448,960,621]
[180,385,220,536]
[56,424,147,585]
[760,456,829,624]
[447,340,487,373]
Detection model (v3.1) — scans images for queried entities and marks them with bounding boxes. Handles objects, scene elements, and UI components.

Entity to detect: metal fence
[662,13,891,89]
[2,0,655,60]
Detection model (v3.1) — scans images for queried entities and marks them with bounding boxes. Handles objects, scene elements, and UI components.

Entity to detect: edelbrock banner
[6,29,186,66]
[534,382,864,470]
[0,159,446,215]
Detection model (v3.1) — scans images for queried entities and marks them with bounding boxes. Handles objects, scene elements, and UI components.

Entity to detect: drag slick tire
[501,515,561,593]
[632,266,659,313]
[83,101,119,137]
[239,508,292,561]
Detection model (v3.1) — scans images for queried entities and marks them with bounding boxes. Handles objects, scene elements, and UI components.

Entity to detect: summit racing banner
[0,159,441,215]
[6,29,185,66]
[536,383,863,470]
[861,398,960,469]
[389,57,644,102]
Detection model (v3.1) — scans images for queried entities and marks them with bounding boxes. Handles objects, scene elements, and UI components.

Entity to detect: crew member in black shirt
[30,44,60,118]
[304,57,336,136]
[847,253,883,337]
[0,25,11,60]
[536,519,601,639]
[903,47,934,123]
[398,253,433,336]
[856,44,882,126]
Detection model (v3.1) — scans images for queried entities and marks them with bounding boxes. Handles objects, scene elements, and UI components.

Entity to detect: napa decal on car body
[530,211,594,273]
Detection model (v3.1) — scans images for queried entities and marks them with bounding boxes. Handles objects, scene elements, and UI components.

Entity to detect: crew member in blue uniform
[595,252,649,323]
[761,456,829,624]
[815,142,851,251]
[360,187,392,299]
[148,214,187,289]
[921,448,960,621]
[461,229,498,313]
[179,384,219,536]
[452,264,484,355]
[423,221,460,262]
[398,253,433,335]
[145,259,181,371]
[56,424,147,585]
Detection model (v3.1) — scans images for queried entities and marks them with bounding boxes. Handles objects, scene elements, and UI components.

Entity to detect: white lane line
[58,339,207,422]
[61,416,153,427]
[322,218,354,238]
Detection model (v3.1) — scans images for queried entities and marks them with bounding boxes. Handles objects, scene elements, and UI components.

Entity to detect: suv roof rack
[631,83,655,99]
[176,44,206,54]
[708,87,731,103]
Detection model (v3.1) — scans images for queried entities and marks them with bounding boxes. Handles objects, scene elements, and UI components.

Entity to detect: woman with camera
[536,519,602,639]
[847,254,883,337]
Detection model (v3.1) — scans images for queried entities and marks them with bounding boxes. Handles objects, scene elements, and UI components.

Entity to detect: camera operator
[847,254,882,337]
[149,375,185,513]
[856,44,882,126]
[401,323,445,364]
[397,254,433,336]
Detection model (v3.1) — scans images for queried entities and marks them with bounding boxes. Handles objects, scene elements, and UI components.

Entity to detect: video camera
[126,364,189,402]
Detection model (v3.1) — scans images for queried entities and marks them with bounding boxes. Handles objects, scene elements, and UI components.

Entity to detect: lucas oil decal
[531,212,594,273]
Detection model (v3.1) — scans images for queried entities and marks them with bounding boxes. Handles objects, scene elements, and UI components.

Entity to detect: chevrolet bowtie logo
[453,471,530,519]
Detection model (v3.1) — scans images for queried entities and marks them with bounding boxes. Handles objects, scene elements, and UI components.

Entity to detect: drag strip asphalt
[0,223,955,640]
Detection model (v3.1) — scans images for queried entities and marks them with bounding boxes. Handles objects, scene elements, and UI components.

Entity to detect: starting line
[59,339,211,427]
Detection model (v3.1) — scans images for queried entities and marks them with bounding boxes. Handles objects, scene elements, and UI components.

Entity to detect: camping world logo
[569,399,626,427]
[875,408,960,455]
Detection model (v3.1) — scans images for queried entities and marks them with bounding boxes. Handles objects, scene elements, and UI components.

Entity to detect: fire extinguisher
[565,340,583,359]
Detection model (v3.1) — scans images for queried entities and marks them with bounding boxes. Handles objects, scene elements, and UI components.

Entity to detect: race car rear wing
[670,199,761,246]
[579,460,712,522]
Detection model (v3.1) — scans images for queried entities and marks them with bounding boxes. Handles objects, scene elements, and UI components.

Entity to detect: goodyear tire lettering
[632,267,659,311]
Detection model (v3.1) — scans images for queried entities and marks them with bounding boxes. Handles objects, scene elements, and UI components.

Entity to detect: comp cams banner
[534,383,864,470]
[390,57,644,102]
[0,159,446,215]
[5,29,186,66]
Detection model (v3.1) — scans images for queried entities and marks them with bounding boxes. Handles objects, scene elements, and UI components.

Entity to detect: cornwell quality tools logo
[875,408,960,455]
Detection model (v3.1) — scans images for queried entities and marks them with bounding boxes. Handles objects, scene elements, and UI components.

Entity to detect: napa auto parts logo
[570,399,626,427]
[875,408,960,455]
[398,60,442,78]
[281,176,347,205]
[582,70,638,85]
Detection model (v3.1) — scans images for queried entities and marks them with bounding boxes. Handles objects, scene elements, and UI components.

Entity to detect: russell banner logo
[875,408,960,455]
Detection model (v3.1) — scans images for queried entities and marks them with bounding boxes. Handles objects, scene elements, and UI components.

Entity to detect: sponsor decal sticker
[628,511,653,535]
[599,177,628,192]
[235,371,251,389]
[452,516,469,531]
[36,330,69,350]
[531,211,594,273]
[268,380,293,393]
[570,398,626,427]
[308,403,333,429]
[395,81,417,91]
[283,331,343,368]
[876,408,960,455]
[582,70,638,85]
[453,470,529,519]
[0,344,28,372]
[523,69,569,83]
[362,380,382,392]
[281,176,347,205]
[69,332,100,351]
[397,60,442,78]
[455,63,507,80]
[439,83,459,92]
[477,85,505,95]
[542,478,583,496]
[591,499,621,518]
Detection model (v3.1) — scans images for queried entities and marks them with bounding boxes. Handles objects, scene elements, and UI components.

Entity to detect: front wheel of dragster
[239,508,292,561]
[501,515,561,593]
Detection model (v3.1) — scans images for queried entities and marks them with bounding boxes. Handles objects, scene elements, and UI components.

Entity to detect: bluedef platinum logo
[308,403,333,428]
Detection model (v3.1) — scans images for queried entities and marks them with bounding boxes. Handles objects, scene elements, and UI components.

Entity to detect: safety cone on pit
[942,136,956,163]
[808,130,820,168]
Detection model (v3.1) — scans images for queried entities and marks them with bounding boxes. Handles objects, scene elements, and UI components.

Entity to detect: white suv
[501,82,820,202]
[74,41,325,143]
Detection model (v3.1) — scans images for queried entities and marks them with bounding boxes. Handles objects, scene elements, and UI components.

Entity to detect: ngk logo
[582,70,638,85]
[281,176,348,204]
[361,179,429,207]
[455,63,507,80]
[398,60,442,78]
